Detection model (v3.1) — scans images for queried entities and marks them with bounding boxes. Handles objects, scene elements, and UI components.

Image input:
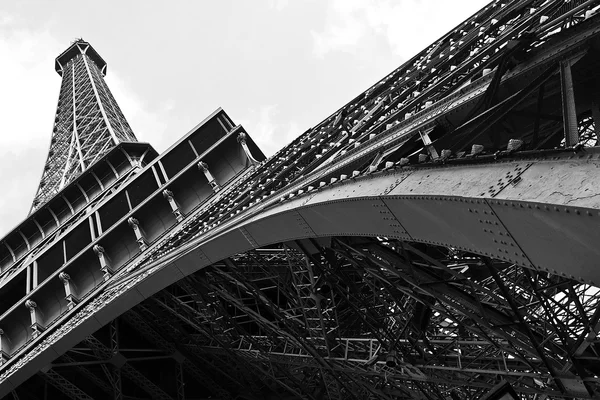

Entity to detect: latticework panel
[31,40,137,212]
[7,1,600,399]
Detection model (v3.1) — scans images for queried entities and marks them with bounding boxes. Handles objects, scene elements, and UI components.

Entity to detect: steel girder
[25,239,599,398]
[6,1,600,399]
[7,150,600,399]
[136,240,600,398]
[119,310,236,400]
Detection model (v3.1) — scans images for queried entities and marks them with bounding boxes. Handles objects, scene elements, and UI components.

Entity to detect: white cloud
[312,0,489,60]
[0,22,63,234]
[268,0,289,11]
[0,15,14,27]
[238,105,300,157]
[0,30,61,148]
[311,0,369,58]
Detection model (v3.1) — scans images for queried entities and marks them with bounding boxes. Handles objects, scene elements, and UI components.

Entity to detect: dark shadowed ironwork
[3,1,600,399]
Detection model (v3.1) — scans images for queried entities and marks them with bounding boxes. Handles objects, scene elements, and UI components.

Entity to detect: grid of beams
[16,238,600,399]
[6,1,600,399]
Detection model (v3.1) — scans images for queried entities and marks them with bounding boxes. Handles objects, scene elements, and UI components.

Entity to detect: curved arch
[2,150,600,396]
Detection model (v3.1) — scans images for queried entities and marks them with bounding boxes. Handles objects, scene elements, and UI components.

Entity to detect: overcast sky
[0,0,489,236]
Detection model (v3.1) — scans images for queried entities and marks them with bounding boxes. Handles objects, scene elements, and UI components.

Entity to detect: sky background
[0,0,489,236]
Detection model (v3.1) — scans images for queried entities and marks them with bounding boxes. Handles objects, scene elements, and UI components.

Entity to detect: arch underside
[4,150,600,399]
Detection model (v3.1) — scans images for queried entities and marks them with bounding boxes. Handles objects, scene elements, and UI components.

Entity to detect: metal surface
[4,1,600,399]
[31,40,137,213]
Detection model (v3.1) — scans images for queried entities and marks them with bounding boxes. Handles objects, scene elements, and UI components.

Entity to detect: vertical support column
[176,361,185,400]
[110,320,123,400]
[26,265,32,294]
[162,190,183,222]
[418,127,439,160]
[59,272,79,310]
[198,161,220,192]
[560,59,579,147]
[25,300,43,338]
[151,165,164,186]
[94,245,112,281]
[128,218,148,251]
[88,216,97,241]
[385,350,397,367]
[32,261,38,290]
[95,212,103,236]
[0,329,9,365]
[80,46,119,145]
[237,132,260,166]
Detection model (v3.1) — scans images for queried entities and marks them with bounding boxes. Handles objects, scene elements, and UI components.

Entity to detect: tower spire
[31,39,137,212]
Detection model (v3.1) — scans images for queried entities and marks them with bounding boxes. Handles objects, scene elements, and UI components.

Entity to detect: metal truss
[31,39,137,212]
[19,229,600,397]
[132,239,600,398]
[120,310,236,400]
[143,0,600,277]
[102,7,600,396]
[40,369,93,400]
[142,293,311,399]
[83,335,174,400]
[9,1,600,400]
[58,352,113,397]
[31,316,235,400]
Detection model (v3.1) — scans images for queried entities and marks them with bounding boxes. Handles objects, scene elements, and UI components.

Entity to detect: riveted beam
[40,369,94,400]
[560,58,579,147]
[84,336,174,400]
[120,310,236,400]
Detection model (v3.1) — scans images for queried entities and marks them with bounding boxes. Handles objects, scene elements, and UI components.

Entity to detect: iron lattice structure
[31,40,137,213]
[4,1,600,400]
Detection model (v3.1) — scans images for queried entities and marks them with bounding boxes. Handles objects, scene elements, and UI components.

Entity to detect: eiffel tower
[4,1,600,398]
[31,39,138,213]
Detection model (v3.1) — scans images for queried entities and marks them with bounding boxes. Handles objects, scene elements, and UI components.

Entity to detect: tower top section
[55,39,107,77]
[31,39,137,212]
